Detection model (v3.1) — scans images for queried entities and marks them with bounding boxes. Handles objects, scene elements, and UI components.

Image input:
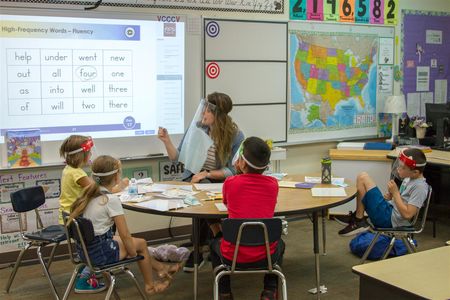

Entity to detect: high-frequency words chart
[7,48,133,115]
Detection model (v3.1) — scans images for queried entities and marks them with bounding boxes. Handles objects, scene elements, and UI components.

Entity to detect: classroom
[0,0,449,299]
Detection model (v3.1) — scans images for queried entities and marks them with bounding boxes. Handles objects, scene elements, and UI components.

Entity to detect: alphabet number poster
[6,129,42,168]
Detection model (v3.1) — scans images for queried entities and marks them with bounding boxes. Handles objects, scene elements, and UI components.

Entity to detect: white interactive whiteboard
[204,19,288,142]
[0,8,201,166]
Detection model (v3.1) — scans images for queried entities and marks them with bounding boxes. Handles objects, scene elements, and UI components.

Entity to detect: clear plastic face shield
[232,140,269,172]
[199,98,217,126]
[391,149,426,180]
[179,99,214,174]
[65,137,97,163]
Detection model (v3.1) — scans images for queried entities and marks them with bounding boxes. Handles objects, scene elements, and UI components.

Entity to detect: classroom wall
[1,0,449,237]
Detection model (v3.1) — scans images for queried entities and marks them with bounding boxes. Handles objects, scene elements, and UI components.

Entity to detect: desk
[352,246,450,300]
[123,175,356,299]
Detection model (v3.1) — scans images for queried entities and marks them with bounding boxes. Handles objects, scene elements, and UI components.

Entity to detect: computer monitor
[425,103,450,148]
[426,103,450,130]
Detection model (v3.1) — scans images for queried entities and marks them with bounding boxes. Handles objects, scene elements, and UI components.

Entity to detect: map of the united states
[290,33,378,132]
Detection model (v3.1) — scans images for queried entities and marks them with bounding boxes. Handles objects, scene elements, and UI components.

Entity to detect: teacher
[158,92,245,272]
[158,92,245,183]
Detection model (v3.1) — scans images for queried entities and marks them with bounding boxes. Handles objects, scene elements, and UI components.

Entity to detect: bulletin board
[402,10,450,117]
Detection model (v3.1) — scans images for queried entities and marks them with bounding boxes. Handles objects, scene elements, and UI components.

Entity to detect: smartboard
[0,8,201,166]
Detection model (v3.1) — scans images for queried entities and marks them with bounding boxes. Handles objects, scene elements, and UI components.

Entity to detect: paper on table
[160,189,196,199]
[144,184,193,193]
[136,177,153,185]
[193,183,223,193]
[278,181,298,188]
[304,177,321,183]
[215,203,228,212]
[120,194,153,203]
[311,188,347,197]
[135,199,187,211]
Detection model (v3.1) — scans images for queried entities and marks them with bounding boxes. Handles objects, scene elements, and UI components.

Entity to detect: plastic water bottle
[128,178,138,195]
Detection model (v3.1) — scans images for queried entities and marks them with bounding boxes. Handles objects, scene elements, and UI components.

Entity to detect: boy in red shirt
[209,137,285,300]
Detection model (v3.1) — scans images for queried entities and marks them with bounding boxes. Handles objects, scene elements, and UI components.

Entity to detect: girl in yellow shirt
[59,135,128,293]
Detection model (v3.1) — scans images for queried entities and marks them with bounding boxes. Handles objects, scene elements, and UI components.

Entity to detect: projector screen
[0,13,185,143]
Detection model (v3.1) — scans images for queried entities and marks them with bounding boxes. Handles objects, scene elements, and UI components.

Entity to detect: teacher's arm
[158,127,180,161]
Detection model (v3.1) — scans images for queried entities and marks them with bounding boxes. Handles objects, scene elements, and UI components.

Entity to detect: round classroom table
[123,175,357,300]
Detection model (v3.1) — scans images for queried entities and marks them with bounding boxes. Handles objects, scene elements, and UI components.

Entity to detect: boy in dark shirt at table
[209,137,284,300]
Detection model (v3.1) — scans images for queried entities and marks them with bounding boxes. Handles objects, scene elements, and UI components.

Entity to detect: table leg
[193,217,200,300]
[322,209,327,255]
[313,211,321,299]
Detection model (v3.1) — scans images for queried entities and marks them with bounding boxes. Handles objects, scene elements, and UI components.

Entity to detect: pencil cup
[321,157,332,184]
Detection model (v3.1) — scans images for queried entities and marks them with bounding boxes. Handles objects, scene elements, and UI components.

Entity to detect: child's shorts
[362,187,393,228]
[78,228,120,267]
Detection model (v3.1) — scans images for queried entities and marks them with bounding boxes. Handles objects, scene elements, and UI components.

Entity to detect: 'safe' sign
[159,161,185,181]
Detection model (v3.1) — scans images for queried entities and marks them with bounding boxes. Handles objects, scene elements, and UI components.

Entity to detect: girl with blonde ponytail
[70,155,179,295]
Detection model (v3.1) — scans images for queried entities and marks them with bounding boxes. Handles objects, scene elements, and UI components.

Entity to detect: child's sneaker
[338,218,369,237]
[333,211,355,226]
[74,274,106,294]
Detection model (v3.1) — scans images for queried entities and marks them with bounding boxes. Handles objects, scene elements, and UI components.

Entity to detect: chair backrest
[10,186,45,212]
[222,218,282,246]
[11,186,46,232]
[222,218,282,271]
[64,216,96,269]
[411,186,432,232]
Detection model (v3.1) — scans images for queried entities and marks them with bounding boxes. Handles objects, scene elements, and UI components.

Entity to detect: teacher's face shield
[391,149,426,179]
[178,99,214,174]
[199,99,217,127]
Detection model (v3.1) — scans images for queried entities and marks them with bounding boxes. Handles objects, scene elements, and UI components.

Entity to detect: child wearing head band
[69,155,179,296]
[339,148,429,236]
[59,135,128,293]
[209,137,285,300]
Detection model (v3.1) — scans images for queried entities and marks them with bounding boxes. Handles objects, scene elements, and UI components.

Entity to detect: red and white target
[206,62,220,79]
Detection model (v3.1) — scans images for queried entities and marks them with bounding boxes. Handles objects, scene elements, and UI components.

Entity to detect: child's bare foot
[158,262,182,280]
[146,279,170,295]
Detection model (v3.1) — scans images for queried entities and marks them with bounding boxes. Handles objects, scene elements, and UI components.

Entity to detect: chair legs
[6,242,61,300]
[272,268,288,300]
[105,273,116,300]
[37,245,60,300]
[213,267,288,300]
[380,237,396,260]
[62,264,84,300]
[46,243,59,270]
[5,242,31,293]
[123,268,147,300]
[213,270,230,300]
[360,232,381,264]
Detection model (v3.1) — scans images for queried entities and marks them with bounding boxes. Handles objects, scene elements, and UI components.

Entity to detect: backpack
[349,231,417,260]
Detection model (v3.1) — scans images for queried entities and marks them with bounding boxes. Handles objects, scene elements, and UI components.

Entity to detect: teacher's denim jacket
[173,126,244,180]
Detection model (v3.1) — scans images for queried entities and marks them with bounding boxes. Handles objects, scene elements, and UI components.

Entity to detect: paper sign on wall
[416,66,430,92]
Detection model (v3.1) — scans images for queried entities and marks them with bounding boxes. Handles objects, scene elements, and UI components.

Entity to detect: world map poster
[289,29,379,142]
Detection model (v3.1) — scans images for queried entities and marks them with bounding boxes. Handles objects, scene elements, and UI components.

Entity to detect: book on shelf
[6,129,42,168]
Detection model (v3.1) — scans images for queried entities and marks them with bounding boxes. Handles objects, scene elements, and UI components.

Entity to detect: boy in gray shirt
[339,148,429,236]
